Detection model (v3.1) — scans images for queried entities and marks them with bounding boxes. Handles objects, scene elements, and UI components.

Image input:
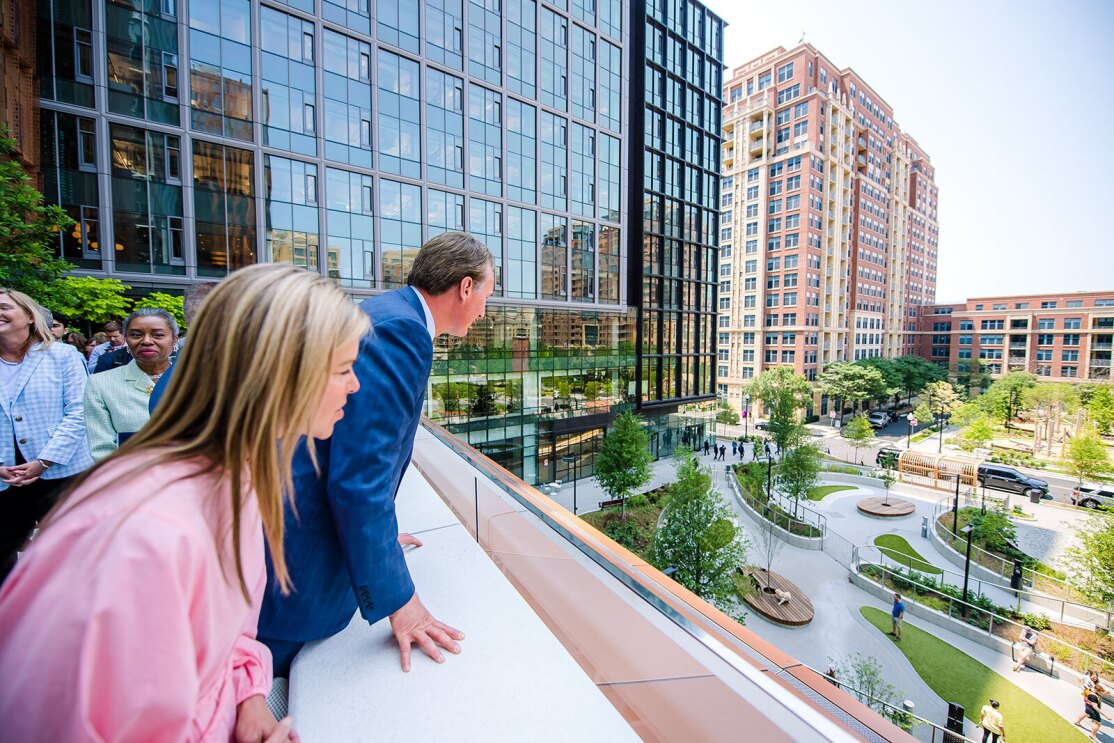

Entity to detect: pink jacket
[0,456,272,742]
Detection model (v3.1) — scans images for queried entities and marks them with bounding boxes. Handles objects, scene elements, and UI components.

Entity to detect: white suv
[866,411,892,429]
[1071,483,1114,510]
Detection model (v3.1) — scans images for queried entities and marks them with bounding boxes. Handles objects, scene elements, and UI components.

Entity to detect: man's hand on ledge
[389,592,464,672]
[398,533,423,549]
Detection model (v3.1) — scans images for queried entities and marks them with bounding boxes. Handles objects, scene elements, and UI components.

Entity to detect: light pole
[906,413,914,449]
[960,524,975,617]
[561,454,579,515]
[943,472,962,536]
[936,407,945,454]
[744,394,751,442]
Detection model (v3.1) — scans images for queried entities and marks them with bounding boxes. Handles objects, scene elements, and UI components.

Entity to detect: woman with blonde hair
[0,288,93,583]
[0,265,369,742]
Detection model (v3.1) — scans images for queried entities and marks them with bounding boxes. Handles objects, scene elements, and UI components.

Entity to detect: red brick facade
[1,0,38,180]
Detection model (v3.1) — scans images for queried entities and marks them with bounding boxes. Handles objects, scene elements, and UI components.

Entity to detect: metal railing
[790,662,977,743]
[930,496,1083,602]
[855,561,1114,679]
[727,466,827,541]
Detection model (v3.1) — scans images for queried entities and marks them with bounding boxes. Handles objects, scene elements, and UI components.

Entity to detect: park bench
[1011,643,1056,677]
[598,497,625,509]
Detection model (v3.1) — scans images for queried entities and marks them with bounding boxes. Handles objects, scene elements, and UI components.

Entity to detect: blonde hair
[49,265,369,599]
[0,288,54,350]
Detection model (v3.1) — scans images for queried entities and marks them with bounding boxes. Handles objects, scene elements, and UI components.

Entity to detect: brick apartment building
[717,43,939,414]
[916,292,1114,383]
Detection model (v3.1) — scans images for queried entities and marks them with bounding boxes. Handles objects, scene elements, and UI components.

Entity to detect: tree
[856,357,902,406]
[923,381,962,451]
[1089,385,1114,435]
[776,443,823,519]
[470,381,497,416]
[50,276,133,328]
[877,464,897,506]
[979,372,1036,427]
[584,381,600,402]
[650,452,748,603]
[818,362,884,418]
[1062,430,1111,486]
[828,653,909,729]
[716,400,740,426]
[436,383,462,417]
[0,134,76,307]
[134,292,185,329]
[950,401,984,428]
[753,510,785,591]
[957,414,995,452]
[842,415,875,465]
[1067,515,1114,605]
[912,402,934,431]
[892,355,945,404]
[747,366,811,452]
[595,412,653,514]
[953,358,992,396]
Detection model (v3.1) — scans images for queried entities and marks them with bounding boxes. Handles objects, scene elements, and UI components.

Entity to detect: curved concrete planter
[726,477,823,551]
[926,518,1011,585]
[820,472,885,489]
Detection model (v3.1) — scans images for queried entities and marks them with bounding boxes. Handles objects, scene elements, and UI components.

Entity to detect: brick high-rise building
[0,0,38,179]
[718,44,938,415]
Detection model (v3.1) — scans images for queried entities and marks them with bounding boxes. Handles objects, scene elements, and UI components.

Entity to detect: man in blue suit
[258,232,494,675]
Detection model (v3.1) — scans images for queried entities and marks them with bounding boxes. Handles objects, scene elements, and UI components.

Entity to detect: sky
[709,0,1114,303]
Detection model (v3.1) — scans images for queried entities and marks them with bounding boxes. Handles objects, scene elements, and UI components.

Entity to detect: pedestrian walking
[704,440,710,456]
[731,441,737,457]
[763,441,771,459]
[977,699,1004,743]
[719,444,726,461]
[1075,688,1109,741]
[889,593,905,640]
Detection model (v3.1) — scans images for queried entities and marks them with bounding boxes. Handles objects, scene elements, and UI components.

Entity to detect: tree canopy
[134,292,186,329]
[818,362,884,415]
[842,416,875,464]
[892,355,945,400]
[594,412,653,503]
[0,134,76,307]
[776,443,823,518]
[1087,385,1114,435]
[1062,430,1111,486]
[922,380,962,419]
[1067,514,1114,605]
[746,366,811,451]
[50,276,133,327]
[650,452,748,604]
[978,372,1036,425]
[855,357,903,402]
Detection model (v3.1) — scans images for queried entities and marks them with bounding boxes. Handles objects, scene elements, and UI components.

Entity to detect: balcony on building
[748,136,765,155]
[286,420,912,742]
[749,120,765,138]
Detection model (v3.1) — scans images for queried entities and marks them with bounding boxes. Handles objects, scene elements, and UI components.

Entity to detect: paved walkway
[553,443,1103,740]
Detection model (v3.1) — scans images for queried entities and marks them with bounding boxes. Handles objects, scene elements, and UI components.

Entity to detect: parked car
[875,446,901,467]
[1071,482,1114,510]
[866,411,892,429]
[976,464,1049,498]
[754,421,769,431]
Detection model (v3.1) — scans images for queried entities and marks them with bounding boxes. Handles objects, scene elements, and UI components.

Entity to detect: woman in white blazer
[83,308,178,462]
[0,289,93,582]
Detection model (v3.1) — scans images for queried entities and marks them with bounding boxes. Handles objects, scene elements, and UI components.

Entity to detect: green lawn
[873,534,942,575]
[860,607,1082,743]
[807,484,857,501]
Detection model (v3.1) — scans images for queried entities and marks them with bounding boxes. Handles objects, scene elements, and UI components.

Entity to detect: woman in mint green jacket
[83,308,178,461]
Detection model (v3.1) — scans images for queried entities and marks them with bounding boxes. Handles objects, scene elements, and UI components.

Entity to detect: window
[959,320,974,331]
[1064,317,1082,329]
[77,118,96,171]
[1062,350,1079,362]
[1067,300,1083,308]
[980,320,1004,330]
[1063,334,1080,346]
[1041,301,1057,309]
[74,28,94,81]
[1037,334,1054,345]
[1014,302,1029,309]
[776,62,793,82]
[958,335,972,345]
[1038,318,1054,330]
[1035,349,1052,362]
[1062,366,1078,378]
[775,84,800,104]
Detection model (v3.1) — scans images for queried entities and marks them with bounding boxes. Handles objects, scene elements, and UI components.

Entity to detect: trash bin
[1029,491,1042,504]
[921,516,928,539]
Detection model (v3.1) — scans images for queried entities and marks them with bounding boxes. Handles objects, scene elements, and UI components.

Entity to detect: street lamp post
[906,413,914,449]
[561,455,579,515]
[766,451,774,502]
[960,524,975,617]
[943,472,962,536]
[936,408,945,454]
[744,394,751,442]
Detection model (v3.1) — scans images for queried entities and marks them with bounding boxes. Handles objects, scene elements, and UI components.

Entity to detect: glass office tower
[35,0,723,485]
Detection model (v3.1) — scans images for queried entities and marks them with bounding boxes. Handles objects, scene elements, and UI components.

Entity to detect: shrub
[1019,613,1052,631]
[604,519,642,550]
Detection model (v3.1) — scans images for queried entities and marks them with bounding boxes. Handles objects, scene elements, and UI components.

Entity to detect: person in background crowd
[257,232,493,677]
[0,264,368,742]
[149,282,220,412]
[977,699,1004,743]
[83,337,98,358]
[84,308,179,461]
[86,322,127,374]
[92,341,133,374]
[63,331,88,357]
[42,309,66,340]
[0,289,93,584]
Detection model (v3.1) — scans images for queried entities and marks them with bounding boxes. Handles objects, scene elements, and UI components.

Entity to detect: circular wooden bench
[740,568,814,626]
[857,497,915,518]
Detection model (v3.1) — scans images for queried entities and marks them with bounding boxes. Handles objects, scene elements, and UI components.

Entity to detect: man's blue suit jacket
[257,287,432,643]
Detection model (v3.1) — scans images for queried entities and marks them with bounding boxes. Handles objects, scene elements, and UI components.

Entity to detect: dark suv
[977,464,1049,498]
